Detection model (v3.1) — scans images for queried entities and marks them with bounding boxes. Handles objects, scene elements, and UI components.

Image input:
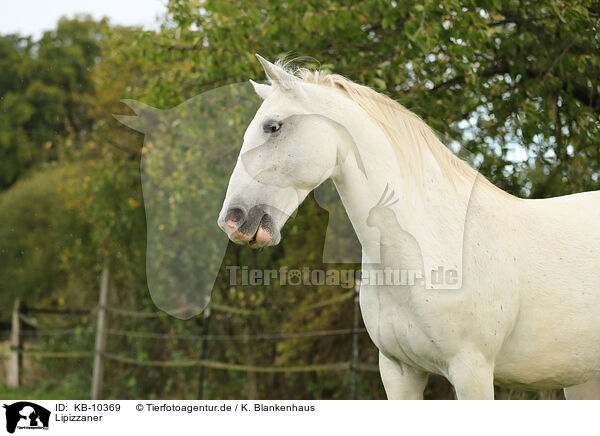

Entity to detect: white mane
[272,60,510,196]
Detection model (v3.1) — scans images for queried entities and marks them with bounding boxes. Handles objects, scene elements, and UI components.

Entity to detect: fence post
[197,307,211,400]
[91,258,110,400]
[350,279,360,400]
[7,298,21,388]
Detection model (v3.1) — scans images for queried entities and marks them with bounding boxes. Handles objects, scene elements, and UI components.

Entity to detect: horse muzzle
[218,205,280,248]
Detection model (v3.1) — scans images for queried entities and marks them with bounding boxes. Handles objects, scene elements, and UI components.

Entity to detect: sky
[0,0,166,39]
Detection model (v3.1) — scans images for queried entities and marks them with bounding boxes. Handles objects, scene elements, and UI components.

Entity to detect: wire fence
[1,263,378,399]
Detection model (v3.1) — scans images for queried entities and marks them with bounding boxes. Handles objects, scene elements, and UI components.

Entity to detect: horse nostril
[227,208,245,224]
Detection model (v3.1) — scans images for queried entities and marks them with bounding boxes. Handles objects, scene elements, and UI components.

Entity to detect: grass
[0,383,88,400]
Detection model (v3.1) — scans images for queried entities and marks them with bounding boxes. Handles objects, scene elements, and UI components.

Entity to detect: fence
[2,261,378,399]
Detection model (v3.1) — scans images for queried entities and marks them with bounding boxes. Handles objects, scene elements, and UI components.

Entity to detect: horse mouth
[249,227,259,246]
[248,215,275,248]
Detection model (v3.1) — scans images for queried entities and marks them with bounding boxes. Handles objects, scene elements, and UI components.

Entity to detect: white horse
[218,55,600,399]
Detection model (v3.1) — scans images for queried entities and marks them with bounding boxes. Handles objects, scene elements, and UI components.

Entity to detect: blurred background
[0,0,598,400]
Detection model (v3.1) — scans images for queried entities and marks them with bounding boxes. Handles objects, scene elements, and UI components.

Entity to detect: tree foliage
[0,16,106,189]
[145,0,599,196]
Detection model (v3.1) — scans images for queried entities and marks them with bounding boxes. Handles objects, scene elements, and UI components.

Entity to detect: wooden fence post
[197,307,211,400]
[91,258,110,400]
[7,298,21,388]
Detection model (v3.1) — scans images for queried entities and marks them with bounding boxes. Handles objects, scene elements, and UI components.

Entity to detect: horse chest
[359,284,451,374]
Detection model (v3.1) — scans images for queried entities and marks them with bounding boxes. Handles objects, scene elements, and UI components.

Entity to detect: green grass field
[0,384,87,400]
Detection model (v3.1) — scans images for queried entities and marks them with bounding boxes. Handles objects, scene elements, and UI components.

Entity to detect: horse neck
[327,103,475,275]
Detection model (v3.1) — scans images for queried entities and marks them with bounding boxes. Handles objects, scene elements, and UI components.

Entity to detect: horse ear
[113,100,160,133]
[255,54,297,88]
[113,113,148,133]
[119,99,155,115]
[249,79,272,100]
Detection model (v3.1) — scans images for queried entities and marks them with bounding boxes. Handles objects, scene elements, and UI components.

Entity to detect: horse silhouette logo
[2,402,50,433]
[114,84,365,318]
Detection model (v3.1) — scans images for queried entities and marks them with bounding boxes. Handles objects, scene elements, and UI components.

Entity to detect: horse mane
[273,59,510,197]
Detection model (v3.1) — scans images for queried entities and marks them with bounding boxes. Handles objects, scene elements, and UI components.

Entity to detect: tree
[144,0,599,197]
[0,16,107,189]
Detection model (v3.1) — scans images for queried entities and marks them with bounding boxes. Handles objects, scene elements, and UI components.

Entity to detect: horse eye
[263,121,282,134]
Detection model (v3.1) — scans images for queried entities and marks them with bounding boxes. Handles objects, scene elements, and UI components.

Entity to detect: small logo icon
[2,402,50,434]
